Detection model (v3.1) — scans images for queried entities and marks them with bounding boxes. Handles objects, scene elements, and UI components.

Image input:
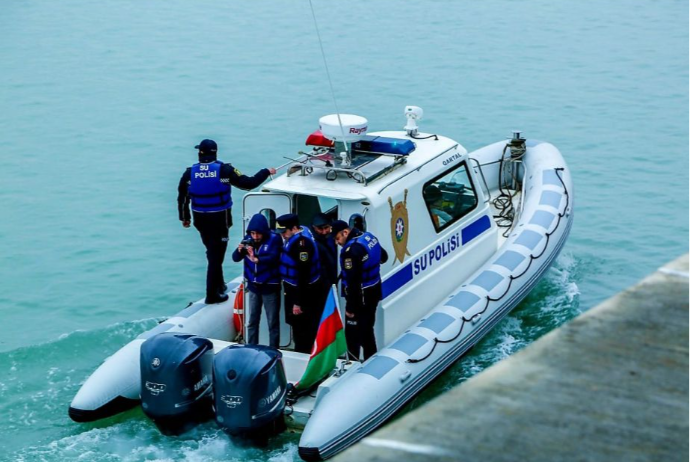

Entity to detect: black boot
[205,293,229,304]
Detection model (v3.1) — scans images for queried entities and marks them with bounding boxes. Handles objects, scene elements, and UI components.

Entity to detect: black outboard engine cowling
[213,344,287,439]
[140,332,214,435]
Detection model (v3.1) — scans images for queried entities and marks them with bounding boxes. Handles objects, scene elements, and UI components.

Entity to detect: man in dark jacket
[311,213,338,326]
[277,213,323,353]
[178,139,276,304]
[332,220,389,361]
[311,213,338,287]
[232,214,282,348]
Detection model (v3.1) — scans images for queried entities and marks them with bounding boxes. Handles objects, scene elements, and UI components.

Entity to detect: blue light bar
[351,136,415,156]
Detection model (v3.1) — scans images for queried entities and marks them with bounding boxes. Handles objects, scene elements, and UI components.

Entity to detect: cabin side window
[423,162,478,232]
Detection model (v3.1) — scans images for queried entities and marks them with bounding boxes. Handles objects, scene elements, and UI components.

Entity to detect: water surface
[0,0,687,460]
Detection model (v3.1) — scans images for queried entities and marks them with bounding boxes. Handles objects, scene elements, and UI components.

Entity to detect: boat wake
[1,251,580,461]
[0,318,302,461]
[0,319,159,457]
[12,420,299,462]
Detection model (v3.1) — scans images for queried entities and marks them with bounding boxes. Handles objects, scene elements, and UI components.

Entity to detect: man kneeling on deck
[232,214,282,348]
[331,220,388,361]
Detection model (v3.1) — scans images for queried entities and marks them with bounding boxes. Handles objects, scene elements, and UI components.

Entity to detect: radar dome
[319,114,368,143]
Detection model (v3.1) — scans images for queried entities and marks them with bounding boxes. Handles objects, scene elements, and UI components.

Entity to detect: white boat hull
[68,282,241,421]
[69,132,573,462]
[298,139,573,459]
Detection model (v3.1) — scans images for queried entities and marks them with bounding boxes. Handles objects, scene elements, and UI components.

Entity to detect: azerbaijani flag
[295,285,347,391]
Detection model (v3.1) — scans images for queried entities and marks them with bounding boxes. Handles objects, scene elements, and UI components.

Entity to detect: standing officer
[178,139,276,304]
[311,213,338,287]
[311,214,337,325]
[276,213,322,353]
[331,220,388,361]
[231,213,282,348]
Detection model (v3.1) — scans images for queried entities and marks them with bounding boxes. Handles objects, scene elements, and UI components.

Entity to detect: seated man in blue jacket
[232,214,282,348]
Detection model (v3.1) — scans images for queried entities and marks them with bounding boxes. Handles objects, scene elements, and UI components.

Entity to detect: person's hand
[345,311,354,318]
[182,220,191,228]
[237,243,245,251]
[246,246,259,262]
[268,167,277,175]
[292,305,303,315]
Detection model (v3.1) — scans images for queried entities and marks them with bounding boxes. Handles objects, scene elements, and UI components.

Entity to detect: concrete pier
[335,254,689,462]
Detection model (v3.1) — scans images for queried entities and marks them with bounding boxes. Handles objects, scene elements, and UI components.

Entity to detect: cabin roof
[264,131,462,200]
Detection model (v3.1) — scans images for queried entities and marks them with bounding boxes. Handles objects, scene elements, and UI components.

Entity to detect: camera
[240,239,254,248]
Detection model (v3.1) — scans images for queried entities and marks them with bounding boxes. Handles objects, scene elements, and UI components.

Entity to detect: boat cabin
[242,113,499,351]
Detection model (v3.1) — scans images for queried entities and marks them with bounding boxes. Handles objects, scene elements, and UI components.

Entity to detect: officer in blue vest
[276,213,323,353]
[231,213,282,348]
[331,220,389,361]
[178,139,276,304]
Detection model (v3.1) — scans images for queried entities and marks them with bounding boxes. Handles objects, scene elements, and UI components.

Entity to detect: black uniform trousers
[193,209,231,298]
[285,280,326,354]
[345,285,381,361]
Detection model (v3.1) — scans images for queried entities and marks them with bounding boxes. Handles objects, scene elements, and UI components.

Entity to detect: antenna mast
[307,0,350,162]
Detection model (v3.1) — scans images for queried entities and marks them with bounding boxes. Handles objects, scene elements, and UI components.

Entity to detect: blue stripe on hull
[381,214,492,299]
[314,217,573,459]
[381,263,413,299]
[462,214,491,244]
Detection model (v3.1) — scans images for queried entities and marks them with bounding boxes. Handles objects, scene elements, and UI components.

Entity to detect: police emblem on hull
[388,189,411,265]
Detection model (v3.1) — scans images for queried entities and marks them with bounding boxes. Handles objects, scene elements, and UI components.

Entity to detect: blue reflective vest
[243,232,282,285]
[280,227,321,286]
[188,161,232,212]
[341,232,383,291]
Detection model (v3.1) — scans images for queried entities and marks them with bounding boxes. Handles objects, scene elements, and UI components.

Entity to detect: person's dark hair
[424,185,442,202]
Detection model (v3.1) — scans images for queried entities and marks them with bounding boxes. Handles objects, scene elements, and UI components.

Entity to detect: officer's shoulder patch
[233,167,243,176]
[299,252,309,262]
[344,258,353,270]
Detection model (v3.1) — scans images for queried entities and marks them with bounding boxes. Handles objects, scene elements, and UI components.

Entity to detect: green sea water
[0,0,687,460]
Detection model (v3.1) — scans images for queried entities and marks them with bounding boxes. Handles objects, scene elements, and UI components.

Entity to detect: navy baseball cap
[312,213,331,228]
[276,213,299,232]
[331,220,349,236]
[195,139,218,154]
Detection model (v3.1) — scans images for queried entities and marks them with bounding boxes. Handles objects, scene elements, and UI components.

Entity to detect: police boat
[68,106,573,460]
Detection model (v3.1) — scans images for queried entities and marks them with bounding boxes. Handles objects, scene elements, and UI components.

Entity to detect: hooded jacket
[232,214,282,294]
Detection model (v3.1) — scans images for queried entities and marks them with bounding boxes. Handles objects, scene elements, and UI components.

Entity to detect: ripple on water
[11,420,300,462]
[0,319,161,454]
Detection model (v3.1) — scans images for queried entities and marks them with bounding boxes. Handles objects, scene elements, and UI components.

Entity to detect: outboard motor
[213,344,287,439]
[140,332,214,435]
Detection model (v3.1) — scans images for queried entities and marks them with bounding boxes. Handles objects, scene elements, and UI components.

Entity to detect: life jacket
[341,232,382,291]
[243,232,282,285]
[280,227,321,286]
[188,161,232,212]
